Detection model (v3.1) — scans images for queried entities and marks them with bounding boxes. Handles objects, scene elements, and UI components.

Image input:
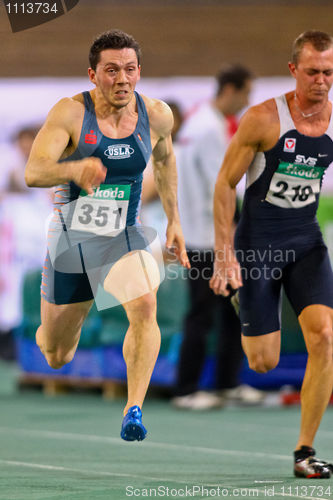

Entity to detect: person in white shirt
[0,127,52,360]
[173,65,264,409]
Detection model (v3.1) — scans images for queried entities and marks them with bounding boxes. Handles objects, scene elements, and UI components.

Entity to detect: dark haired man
[172,65,262,410]
[210,30,333,477]
[88,29,142,71]
[25,29,189,442]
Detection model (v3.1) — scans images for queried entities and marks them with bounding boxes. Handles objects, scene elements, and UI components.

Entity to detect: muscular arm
[151,129,179,223]
[210,104,273,295]
[25,98,106,193]
[148,99,189,268]
[214,121,257,250]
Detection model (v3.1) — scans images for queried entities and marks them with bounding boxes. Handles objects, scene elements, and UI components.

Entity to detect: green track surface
[0,363,332,500]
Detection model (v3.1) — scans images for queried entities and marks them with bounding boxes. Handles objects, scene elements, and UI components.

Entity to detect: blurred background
[0,0,332,400]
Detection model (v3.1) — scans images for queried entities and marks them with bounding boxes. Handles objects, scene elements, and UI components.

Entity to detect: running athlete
[210,30,333,477]
[25,29,189,442]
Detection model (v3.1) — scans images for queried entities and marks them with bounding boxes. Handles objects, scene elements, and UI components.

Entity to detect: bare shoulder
[241,98,278,131]
[141,95,173,138]
[47,94,84,123]
[236,98,279,151]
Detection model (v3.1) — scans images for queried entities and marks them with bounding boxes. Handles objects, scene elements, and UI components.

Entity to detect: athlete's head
[215,64,253,115]
[289,30,333,102]
[291,30,333,67]
[89,29,142,70]
[88,30,142,109]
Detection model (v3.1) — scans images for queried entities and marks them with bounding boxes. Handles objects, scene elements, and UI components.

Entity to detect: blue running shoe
[120,405,147,441]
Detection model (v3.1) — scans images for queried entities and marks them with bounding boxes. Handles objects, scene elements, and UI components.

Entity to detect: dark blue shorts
[41,226,154,305]
[236,243,333,336]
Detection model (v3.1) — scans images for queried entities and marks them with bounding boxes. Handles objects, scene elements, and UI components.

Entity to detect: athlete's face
[289,43,333,102]
[88,48,141,108]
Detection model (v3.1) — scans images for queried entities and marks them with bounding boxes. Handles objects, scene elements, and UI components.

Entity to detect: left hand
[165,221,190,269]
[209,247,242,296]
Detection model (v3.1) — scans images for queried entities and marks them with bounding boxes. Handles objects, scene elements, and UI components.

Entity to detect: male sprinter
[210,30,333,477]
[25,29,189,442]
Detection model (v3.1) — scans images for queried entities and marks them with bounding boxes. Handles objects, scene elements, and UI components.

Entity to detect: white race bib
[265,162,325,208]
[71,184,131,235]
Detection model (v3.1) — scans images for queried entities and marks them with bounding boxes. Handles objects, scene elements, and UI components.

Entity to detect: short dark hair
[292,30,333,66]
[89,29,142,70]
[216,64,253,96]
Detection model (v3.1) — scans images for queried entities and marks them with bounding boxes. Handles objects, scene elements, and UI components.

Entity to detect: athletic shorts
[41,225,154,305]
[236,243,333,336]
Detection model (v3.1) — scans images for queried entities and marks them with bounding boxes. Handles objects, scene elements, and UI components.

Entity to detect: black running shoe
[294,446,333,478]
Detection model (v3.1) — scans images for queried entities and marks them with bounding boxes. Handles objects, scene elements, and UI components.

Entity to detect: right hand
[70,157,107,194]
[209,246,242,296]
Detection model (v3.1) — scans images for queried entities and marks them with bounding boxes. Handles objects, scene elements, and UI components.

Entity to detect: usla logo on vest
[93,187,125,199]
[104,144,134,160]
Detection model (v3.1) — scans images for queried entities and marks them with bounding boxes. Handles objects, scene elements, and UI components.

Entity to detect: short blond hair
[292,30,333,66]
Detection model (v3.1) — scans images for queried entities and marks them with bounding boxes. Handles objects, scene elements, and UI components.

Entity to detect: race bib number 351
[265,162,325,208]
[71,184,131,235]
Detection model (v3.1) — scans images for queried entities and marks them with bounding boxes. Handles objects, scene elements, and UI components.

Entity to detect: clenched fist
[70,157,107,194]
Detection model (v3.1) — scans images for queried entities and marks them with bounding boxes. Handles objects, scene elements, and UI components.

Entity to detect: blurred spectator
[172,65,265,409]
[0,126,52,360]
[7,128,40,193]
[167,102,184,143]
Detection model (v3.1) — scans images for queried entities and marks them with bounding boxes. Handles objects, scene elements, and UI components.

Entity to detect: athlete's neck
[91,89,137,122]
[292,91,330,120]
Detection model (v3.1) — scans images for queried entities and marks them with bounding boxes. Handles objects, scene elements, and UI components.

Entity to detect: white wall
[0,76,332,191]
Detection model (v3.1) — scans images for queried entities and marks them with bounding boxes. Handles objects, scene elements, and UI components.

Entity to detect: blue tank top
[236,94,333,247]
[55,91,152,226]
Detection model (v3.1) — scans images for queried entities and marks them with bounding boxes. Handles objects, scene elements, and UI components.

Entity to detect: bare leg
[36,297,93,369]
[122,291,161,415]
[295,304,333,449]
[103,250,161,304]
[241,330,281,373]
[103,250,162,415]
